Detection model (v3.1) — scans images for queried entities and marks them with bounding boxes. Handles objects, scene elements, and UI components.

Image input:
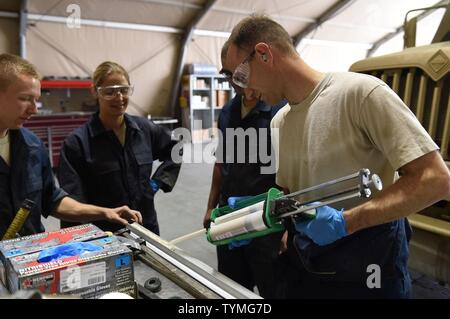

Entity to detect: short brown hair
[93,61,130,87]
[228,15,297,56]
[0,53,40,91]
[221,40,230,64]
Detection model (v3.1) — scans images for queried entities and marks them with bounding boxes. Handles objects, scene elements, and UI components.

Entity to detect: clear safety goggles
[219,69,233,82]
[232,49,255,88]
[97,85,134,100]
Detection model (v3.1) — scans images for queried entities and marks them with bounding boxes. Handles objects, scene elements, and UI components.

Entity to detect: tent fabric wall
[28,0,198,28]
[297,42,368,73]
[0,19,18,54]
[0,0,20,12]
[24,0,223,116]
[186,35,226,69]
[307,0,441,43]
[372,8,447,56]
[27,20,179,116]
[198,9,309,35]
[0,0,19,54]
[199,0,335,34]
[0,0,447,116]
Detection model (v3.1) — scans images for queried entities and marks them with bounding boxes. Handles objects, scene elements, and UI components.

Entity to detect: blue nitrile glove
[149,179,160,193]
[294,204,348,246]
[37,242,102,263]
[227,196,253,249]
[227,196,252,209]
[228,239,252,250]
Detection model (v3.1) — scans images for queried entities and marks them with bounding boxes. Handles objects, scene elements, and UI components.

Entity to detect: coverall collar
[88,112,141,138]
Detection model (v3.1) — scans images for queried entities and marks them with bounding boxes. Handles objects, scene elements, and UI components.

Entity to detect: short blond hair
[0,53,40,91]
[93,61,130,87]
[228,14,297,57]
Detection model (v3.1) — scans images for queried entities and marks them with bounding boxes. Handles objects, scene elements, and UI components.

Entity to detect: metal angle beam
[133,240,219,299]
[293,0,355,47]
[126,223,258,299]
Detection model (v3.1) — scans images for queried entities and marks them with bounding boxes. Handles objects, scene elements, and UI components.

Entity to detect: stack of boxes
[0,224,135,298]
[216,90,229,108]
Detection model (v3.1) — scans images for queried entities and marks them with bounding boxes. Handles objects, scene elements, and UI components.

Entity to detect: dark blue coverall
[215,94,286,298]
[279,217,413,298]
[57,112,181,234]
[0,129,67,238]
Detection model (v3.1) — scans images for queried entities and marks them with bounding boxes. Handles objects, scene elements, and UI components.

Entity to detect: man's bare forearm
[52,196,142,225]
[207,163,222,210]
[344,151,450,234]
[52,196,106,222]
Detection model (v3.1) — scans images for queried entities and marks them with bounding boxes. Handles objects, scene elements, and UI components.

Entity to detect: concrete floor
[154,148,217,269]
[42,143,449,299]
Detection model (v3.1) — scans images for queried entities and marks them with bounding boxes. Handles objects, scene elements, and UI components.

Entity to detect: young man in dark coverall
[203,41,286,298]
[0,54,142,239]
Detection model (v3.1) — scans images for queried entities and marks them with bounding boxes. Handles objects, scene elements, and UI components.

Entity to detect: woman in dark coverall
[58,61,181,234]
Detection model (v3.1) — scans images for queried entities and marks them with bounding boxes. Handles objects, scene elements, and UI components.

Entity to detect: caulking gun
[206,168,383,245]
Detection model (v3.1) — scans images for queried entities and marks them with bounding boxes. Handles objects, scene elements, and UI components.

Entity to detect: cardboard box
[216,90,229,107]
[0,224,107,286]
[5,236,134,299]
[0,224,107,258]
[192,130,201,143]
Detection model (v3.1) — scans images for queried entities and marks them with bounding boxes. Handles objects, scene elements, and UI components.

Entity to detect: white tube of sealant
[209,210,268,241]
[214,201,264,225]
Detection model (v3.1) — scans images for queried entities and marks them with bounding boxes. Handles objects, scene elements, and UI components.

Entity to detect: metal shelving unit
[180,74,233,143]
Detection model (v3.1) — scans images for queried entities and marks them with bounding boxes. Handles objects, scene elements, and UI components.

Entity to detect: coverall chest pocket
[135,152,154,193]
[91,161,122,187]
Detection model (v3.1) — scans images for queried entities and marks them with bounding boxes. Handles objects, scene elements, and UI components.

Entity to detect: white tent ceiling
[0,0,448,116]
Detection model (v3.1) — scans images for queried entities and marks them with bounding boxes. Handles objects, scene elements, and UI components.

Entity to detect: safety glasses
[97,85,134,100]
[232,49,255,88]
[219,69,233,82]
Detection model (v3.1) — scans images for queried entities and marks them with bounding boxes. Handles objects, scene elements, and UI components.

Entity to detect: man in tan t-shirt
[224,15,450,298]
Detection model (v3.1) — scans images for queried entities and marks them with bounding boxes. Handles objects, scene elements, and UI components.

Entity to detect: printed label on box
[60,262,106,293]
